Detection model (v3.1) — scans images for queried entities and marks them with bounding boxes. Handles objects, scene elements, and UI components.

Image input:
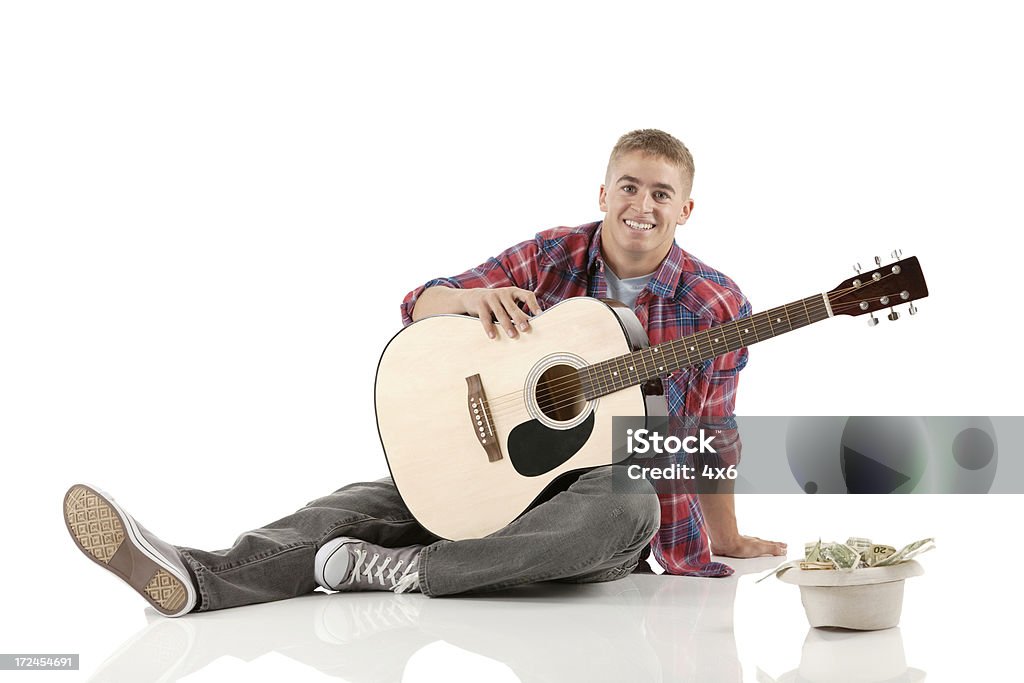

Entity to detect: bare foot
[711,535,787,558]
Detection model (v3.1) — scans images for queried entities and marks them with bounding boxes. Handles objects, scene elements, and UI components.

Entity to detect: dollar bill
[756,537,934,583]
[875,537,935,566]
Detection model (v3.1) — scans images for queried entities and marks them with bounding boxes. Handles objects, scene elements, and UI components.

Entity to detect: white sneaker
[64,484,198,617]
[314,538,422,593]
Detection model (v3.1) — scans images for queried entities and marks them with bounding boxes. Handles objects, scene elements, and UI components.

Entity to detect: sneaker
[314,537,422,593]
[63,484,198,617]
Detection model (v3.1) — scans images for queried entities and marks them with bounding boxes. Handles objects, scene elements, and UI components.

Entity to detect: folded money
[757,537,934,583]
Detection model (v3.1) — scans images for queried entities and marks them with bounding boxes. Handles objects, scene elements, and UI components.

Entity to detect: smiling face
[598,150,694,278]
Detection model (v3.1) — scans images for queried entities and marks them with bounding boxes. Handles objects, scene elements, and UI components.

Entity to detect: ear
[676,198,694,225]
[599,184,608,212]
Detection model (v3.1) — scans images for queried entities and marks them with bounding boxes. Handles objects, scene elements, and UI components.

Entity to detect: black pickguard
[507,413,595,477]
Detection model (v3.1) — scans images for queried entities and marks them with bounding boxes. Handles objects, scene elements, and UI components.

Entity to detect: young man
[64,129,785,618]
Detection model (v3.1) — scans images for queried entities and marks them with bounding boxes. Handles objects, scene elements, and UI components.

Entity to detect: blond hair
[606,129,695,194]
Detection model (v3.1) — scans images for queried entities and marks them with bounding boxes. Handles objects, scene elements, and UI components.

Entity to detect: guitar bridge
[466,374,502,462]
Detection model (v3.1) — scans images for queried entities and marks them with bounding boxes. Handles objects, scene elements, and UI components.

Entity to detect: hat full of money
[778,560,924,630]
[763,538,935,631]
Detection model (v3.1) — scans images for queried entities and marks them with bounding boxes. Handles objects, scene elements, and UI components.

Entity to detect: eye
[621,184,636,193]
[655,191,670,200]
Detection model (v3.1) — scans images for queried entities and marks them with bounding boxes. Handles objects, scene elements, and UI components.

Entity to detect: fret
[723,319,743,352]
[668,342,684,373]
[582,290,837,399]
[702,330,716,361]
[682,335,697,365]
[623,355,638,386]
[813,295,829,323]
[610,358,626,389]
[637,349,650,380]
[581,365,594,399]
[709,328,725,357]
[774,306,786,331]
[680,337,694,365]
[771,307,790,334]
[741,315,759,344]
[741,318,753,346]
[757,311,774,340]
[696,329,712,362]
[652,345,664,376]
[804,297,822,325]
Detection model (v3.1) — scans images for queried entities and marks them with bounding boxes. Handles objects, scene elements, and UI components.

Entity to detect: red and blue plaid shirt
[400,221,750,577]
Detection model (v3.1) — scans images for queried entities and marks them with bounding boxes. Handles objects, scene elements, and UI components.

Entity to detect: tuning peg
[887,307,900,321]
[868,313,879,327]
[874,256,882,267]
[891,248,903,261]
[853,262,862,274]
[909,303,918,315]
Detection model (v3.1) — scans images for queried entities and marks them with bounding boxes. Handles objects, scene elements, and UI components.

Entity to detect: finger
[475,303,498,340]
[488,298,518,338]
[515,289,542,316]
[500,291,532,332]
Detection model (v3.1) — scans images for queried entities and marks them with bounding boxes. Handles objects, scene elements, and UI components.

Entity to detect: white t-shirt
[604,266,655,310]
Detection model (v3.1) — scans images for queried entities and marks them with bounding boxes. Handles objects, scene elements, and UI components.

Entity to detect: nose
[633,192,654,214]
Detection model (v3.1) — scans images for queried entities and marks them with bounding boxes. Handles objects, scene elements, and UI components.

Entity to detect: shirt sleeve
[694,292,752,468]
[400,238,541,326]
[697,352,746,469]
[653,293,751,577]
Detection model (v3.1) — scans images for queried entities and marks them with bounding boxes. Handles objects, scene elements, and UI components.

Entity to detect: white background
[2,1,1022,681]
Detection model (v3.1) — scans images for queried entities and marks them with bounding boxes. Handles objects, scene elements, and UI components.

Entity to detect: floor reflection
[757,626,926,683]
[88,557,784,682]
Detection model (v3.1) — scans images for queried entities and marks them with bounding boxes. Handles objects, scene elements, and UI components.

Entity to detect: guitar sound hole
[536,364,585,422]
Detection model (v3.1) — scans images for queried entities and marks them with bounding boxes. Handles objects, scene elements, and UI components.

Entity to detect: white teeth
[625,220,654,231]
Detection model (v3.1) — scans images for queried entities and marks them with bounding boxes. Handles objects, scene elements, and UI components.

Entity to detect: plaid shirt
[400,221,750,577]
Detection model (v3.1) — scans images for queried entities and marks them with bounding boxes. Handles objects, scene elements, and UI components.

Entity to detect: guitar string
[481,280,905,419]
[480,274,894,409]
[479,294,856,417]
[478,295,890,421]
[496,267,910,408]
[479,277,902,414]
[480,291,891,418]
[481,294,830,411]
[477,311,863,425]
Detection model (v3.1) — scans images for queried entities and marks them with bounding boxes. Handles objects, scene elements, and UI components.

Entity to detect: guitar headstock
[828,255,929,322]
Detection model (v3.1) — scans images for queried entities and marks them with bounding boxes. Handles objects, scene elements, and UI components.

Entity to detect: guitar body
[375,297,658,541]
[375,256,931,541]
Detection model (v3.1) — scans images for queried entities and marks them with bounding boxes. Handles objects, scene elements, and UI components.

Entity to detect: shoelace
[347,549,419,592]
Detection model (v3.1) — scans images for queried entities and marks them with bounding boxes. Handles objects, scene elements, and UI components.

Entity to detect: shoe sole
[64,484,196,617]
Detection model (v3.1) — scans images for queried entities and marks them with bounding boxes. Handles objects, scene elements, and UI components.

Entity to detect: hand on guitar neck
[412,285,542,340]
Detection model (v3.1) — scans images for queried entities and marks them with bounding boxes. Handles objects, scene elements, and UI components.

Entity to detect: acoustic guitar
[375,256,929,540]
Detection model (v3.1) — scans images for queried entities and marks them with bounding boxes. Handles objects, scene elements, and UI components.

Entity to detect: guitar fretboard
[579,293,831,399]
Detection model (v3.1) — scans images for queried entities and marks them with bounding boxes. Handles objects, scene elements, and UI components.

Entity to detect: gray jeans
[176,466,660,612]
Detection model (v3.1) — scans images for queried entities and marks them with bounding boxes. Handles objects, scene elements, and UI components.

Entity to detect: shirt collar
[591,221,687,299]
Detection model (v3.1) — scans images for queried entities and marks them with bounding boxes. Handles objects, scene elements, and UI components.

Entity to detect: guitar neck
[580,292,833,400]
